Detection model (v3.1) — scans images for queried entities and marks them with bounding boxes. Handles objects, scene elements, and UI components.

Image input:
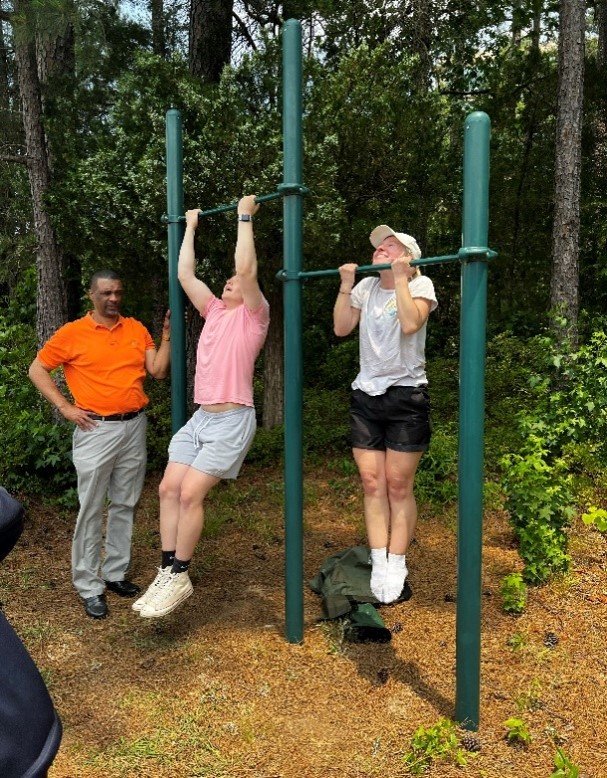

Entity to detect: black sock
[171,557,191,574]
[162,550,175,569]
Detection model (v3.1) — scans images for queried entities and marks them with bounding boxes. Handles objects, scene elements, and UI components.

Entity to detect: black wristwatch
[238,214,253,222]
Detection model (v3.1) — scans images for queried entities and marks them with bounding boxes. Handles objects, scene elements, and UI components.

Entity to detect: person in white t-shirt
[333,225,437,604]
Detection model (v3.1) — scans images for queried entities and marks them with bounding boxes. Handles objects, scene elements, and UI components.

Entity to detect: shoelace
[146,569,178,605]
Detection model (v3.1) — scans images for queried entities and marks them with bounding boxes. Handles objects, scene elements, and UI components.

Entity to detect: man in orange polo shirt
[28,270,171,619]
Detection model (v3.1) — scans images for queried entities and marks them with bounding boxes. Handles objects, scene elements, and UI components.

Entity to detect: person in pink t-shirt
[136,195,270,618]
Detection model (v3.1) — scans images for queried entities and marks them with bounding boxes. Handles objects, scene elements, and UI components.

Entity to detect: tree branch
[439,89,493,96]
[232,11,257,51]
[0,153,31,164]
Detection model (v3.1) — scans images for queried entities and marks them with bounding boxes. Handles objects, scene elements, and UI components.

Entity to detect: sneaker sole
[131,599,146,612]
[139,586,193,618]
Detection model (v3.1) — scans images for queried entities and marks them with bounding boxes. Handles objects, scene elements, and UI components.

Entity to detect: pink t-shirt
[194,296,270,407]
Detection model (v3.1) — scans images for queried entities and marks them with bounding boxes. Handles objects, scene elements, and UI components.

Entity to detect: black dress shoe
[104,579,141,598]
[83,594,108,619]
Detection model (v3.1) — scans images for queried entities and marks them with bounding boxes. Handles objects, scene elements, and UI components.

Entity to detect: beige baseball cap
[369,224,422,260]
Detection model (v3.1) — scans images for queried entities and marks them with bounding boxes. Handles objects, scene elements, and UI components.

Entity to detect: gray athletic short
[168,406,257,479]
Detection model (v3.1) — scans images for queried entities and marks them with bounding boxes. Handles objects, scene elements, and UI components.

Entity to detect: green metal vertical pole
[455,111,491,729]
[282,19,304,643]
[166,109,187,434]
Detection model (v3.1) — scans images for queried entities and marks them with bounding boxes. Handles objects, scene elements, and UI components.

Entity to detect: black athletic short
[349,385,431,453]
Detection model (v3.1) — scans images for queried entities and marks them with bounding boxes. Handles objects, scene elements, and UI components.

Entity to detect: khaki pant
[71,414,147,598]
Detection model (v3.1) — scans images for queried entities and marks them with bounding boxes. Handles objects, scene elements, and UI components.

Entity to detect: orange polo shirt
[38,313,156,415]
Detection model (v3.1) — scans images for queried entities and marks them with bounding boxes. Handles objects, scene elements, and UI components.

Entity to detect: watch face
[239,214,252,222]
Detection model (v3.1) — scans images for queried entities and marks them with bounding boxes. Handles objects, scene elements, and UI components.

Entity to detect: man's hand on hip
[61,405,98,431]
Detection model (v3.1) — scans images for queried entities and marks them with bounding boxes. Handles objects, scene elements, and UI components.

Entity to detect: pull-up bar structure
[164,18,494,731]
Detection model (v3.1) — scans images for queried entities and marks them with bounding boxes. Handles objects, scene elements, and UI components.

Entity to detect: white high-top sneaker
[132,567,172,612]
[139,570,193,618]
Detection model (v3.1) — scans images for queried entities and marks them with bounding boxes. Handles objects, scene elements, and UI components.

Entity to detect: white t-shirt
[349,275,438,395]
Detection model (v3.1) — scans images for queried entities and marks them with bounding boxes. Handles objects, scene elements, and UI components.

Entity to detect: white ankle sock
[383,553,408,603]
[370,547,388,601]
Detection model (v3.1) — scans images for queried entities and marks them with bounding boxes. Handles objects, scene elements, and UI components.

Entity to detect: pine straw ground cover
[1,462,606,778]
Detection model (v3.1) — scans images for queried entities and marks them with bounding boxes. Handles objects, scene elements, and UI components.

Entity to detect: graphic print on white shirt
[349,275,438,396]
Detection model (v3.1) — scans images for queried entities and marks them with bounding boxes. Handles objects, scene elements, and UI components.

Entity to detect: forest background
[1,0,607,591]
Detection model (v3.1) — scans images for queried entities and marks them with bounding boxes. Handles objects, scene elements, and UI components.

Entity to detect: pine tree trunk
[550,0,585,346]
[150,0,166,58]
[512,0,522,45]
[598,0,607,69]
[36,21,74,90]
[13,0,67,346]
[0,21,10,111]
[35,19,75,174]
[411,0,432,93]
[189,0,233,83]
[510,8,542,313]
[262,280,284,429]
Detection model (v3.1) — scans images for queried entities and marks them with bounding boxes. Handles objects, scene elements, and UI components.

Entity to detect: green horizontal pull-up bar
[276,248,497,281]
[162,185,309,223]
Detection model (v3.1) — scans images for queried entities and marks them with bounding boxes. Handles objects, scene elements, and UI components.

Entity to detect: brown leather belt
[84,409,144,422]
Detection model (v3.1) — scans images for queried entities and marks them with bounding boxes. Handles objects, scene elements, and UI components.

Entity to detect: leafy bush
[316,339,359,390]
[503,717,531,747]
[143,378,173,471]
[402,718,469,774]
[500,329,607,583]
[248,388,350,466]
[500,572,527,614]
[0,318,75,496]
[581,505,607,532]
[501,441,573,583]
[551,747,580,778]
[415,424,458,506]
[247,424,284,467]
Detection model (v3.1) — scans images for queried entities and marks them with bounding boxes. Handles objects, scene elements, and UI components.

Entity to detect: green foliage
[551,747,580,778]
[500,573,527,614]
[0,317,74,496]
[483,332,545,466]
[247,424,284,467]
[248,388,350,467]
[402,719,469,774]
[500,330,607,583]
[503,717,531,747]
[581,506,607,533]
[316,340,359,391]
[515,679,543,712]
[301,388,350,451]
[501,445,573,583]
[143,379,173,472]
[507,631,528,651]
[415,424,458,506]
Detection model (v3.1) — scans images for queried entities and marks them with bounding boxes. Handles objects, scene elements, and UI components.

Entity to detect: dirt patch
[1,465,606,777]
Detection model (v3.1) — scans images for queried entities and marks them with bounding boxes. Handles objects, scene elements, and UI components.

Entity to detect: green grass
[83,705,233,776]
[17,619,57,645]
[202,475,284,541]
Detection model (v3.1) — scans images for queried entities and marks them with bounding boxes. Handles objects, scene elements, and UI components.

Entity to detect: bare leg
[385,449,423,554]
[158,462,191,552]
[353,448,389,599]
[174,468,221,561]
[382,449,423,602]
[137,468,220,617]
[134,462,198,613]
[352,448,389,548]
